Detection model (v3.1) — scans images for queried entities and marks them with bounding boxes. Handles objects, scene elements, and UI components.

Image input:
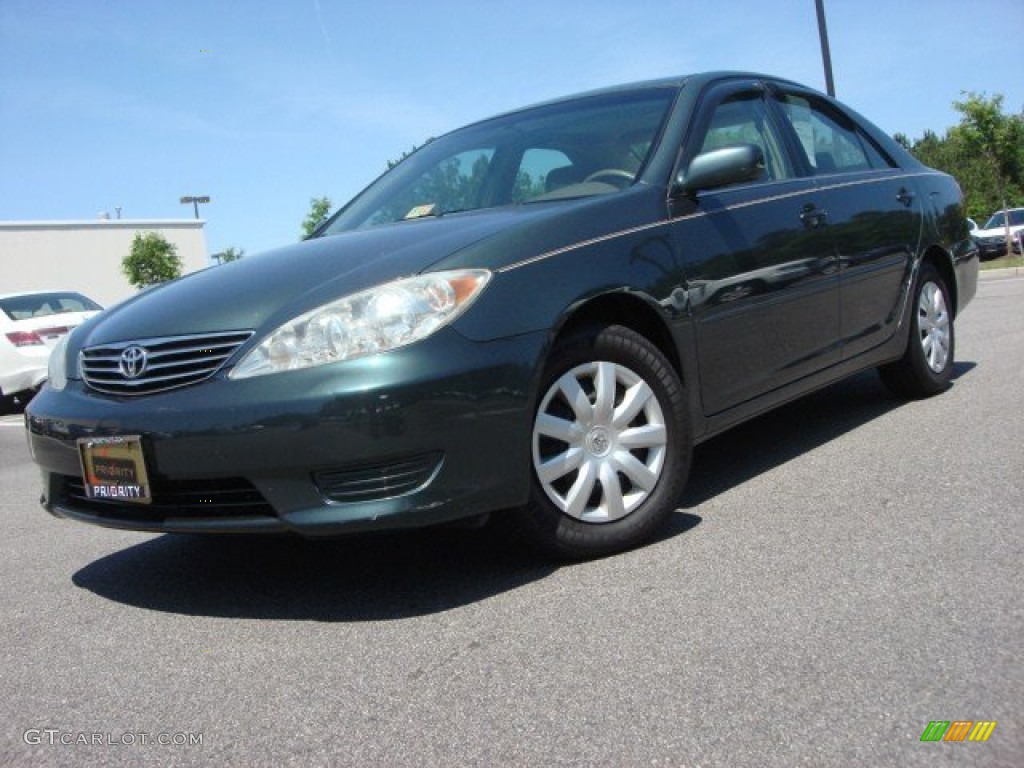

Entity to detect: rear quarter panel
[914,170,978,315]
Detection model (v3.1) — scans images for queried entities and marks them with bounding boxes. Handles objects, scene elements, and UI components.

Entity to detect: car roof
[456,71,828,132]
[485,70,919,176]
[495,71,810,113]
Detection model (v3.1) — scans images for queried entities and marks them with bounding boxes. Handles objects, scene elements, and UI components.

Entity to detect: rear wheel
[511,325,690,559]
[878,262,955,398]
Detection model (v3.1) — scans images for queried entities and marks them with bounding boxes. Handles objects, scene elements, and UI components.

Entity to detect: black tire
[510,324,691,559]
[878,262,955,398]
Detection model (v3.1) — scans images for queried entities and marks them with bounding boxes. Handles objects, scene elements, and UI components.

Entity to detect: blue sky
[2,1,1023,259]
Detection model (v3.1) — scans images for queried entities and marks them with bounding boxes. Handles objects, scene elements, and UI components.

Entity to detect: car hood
[74,191,660,347]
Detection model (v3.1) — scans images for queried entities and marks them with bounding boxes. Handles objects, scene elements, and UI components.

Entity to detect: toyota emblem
[119,345,149,379]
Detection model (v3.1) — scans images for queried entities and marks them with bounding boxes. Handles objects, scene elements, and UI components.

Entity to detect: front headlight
[47,334,70,391]
[229,269,491,379]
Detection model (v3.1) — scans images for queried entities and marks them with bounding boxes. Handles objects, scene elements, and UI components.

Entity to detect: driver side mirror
[674,143,766,196]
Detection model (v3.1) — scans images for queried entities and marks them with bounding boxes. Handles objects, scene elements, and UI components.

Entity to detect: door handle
[800,203,828,229]
[897,188,914,207]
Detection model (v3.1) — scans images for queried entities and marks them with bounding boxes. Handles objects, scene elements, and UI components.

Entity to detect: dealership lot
[1,277,1021,767]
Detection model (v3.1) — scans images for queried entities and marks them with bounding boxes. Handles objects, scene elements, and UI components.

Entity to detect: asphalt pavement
[0,276,1021,767]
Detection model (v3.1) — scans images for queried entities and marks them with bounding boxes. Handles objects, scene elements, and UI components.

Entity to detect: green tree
[301,196,332,239]
[122,232,183,289]
[902,93,1024,225]
[952,92,1024,246]
[214,246,244,263]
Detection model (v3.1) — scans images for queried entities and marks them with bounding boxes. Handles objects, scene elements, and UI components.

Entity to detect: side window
[777,94,895,174]
[696,95,792,182]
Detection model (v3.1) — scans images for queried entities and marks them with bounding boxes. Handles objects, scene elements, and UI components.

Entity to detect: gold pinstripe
[497,171,935,274]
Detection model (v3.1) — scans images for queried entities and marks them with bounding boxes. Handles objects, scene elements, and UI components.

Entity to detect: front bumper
[25,328,546,535]
[974,239,1007,259]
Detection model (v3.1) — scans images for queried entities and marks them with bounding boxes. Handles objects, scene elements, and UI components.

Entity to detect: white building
[0,219,208,308]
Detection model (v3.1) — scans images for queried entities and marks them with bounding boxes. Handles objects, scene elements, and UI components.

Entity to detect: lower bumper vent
[314,453,443,504]
[59,475,275,521]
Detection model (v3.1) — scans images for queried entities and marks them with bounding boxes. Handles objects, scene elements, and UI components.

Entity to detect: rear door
[771,90,922,360]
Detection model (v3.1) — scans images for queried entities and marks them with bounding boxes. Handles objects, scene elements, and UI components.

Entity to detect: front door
[671,84,841,416]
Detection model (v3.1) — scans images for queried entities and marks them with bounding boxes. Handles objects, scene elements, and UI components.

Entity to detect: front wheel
[878,262,955,398]
[511,325,691,559]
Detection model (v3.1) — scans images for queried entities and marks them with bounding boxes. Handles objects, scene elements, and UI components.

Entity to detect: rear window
[0,292,101,321]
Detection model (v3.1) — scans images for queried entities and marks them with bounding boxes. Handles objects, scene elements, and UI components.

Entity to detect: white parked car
[1,290,102,408]
[972,207,1024,259]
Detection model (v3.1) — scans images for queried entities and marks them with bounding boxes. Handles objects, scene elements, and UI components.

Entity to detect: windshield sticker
[404,204,437,220]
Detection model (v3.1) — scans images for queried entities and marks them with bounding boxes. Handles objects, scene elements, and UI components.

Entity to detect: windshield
[320,87,677,234]
[984,209,1024,229]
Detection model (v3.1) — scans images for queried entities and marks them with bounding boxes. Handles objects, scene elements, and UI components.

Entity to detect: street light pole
[815,0,836,97]
[179,195,211,219]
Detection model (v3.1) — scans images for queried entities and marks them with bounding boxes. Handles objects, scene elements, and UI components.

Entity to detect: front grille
[80,331,252,395]
[314,453,443,503]
[60,474,275,520]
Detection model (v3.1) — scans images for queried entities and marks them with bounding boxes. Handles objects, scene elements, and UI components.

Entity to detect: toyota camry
[25,72,978,558]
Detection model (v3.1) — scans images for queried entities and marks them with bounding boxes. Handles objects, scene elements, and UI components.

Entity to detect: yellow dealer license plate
[77,436,152,505]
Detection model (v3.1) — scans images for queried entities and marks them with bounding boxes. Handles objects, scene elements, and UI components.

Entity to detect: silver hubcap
[532,361,667,523]
[918,280,950,373]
